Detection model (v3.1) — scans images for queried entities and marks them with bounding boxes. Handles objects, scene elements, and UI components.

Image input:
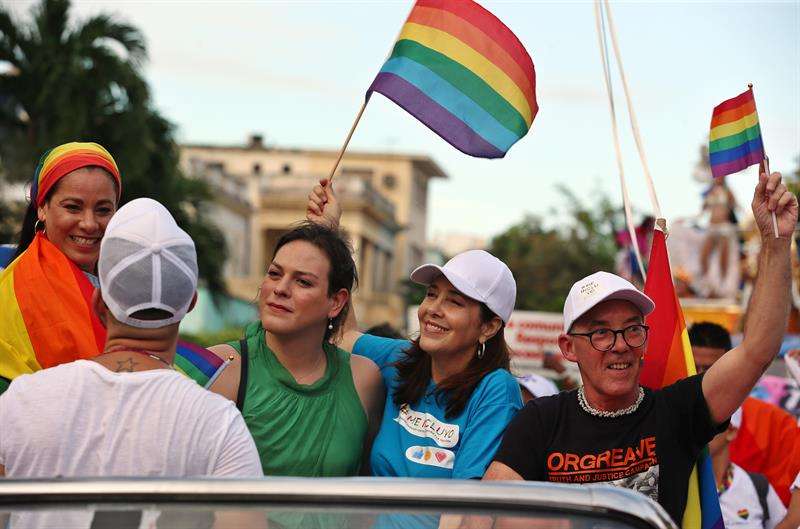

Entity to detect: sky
[8,0,800,240]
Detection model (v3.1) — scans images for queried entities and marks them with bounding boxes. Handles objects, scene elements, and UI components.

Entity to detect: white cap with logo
[98,198,198,329]
[562,271,655,332]
[409,250,516,323]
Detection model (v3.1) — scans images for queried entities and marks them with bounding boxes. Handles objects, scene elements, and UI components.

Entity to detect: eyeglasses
[568,324,649,352]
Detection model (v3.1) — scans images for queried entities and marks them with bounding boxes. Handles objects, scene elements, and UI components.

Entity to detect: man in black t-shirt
[484,171,798,525]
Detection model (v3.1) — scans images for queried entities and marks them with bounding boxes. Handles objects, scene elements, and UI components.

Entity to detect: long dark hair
[13,167,120,260]
[273,221,358,342]
[13,201,40,260]
[393,303,510,419]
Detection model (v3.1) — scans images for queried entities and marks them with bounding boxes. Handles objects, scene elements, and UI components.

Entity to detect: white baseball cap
[410,250,516,323]
[98,198,198,329]
[562,271,655,332]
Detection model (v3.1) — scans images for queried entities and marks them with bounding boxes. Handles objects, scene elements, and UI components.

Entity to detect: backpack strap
[236,338,249,413]
[747,471,770,522]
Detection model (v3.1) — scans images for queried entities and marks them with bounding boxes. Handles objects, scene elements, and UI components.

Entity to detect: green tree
[788,156,800,197]
[0,0,226,294]
[490,187,620,312]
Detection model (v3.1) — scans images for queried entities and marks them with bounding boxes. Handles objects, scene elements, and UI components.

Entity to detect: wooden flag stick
[327,2,416,183]
[761,156,780,239]
[328,99,369,183]
[749,84,779,238]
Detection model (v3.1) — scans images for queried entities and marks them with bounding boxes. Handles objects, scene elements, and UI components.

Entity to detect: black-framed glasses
[568,324,649,352]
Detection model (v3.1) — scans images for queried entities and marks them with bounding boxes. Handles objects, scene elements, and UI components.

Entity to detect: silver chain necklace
[577,386,644,418]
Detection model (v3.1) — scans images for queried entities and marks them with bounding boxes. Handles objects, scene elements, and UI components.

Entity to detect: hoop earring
[477,342,485,359]
[34,219,44,232]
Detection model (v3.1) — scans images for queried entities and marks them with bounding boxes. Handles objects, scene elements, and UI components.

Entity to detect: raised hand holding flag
[751,170,798,240]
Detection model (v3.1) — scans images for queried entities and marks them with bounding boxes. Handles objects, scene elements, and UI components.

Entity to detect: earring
[34,219,44,232]
[327,319,334,330]
[477,342,485,359]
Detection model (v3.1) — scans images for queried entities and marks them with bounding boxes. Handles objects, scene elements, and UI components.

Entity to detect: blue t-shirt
[353,334,523,480]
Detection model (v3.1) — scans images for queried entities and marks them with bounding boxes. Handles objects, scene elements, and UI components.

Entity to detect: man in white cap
[485,171,798,525]
[0,198,262,482]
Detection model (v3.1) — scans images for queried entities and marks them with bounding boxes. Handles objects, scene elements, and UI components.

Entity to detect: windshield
[1,504,658,529]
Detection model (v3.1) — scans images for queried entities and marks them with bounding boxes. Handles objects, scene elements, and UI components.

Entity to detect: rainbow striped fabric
[709,88,764,179]
[32,142,121,206]
[0,233,106,382]
[367,0,537,158]
[175,340,228,388]
[642,229,725,529]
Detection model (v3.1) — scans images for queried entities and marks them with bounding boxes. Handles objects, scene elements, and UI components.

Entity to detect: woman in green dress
[207,221,384,477]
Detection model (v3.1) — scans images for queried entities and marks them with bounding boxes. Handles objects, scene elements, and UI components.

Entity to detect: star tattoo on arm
[115,357,138,372]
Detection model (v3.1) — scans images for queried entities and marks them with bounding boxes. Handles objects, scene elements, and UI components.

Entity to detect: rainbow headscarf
[32,142,121,206]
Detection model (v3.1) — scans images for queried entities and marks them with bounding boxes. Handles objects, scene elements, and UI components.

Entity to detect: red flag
[642,228,724,529]
[642,229,696,388]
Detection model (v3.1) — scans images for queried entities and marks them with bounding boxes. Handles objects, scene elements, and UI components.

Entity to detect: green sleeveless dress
[228,321,367,476]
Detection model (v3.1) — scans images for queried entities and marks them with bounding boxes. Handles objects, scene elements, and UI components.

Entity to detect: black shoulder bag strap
[236,338,249,413]
[747,471,770,522]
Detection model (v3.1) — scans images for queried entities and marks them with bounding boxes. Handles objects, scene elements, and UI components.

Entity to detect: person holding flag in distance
[484,169,798,526]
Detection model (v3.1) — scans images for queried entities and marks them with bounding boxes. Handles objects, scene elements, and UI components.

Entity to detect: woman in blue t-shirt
[307,179,523,480]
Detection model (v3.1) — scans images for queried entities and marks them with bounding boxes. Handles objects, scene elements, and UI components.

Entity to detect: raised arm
[702,170,798,423]
[306,177,341,230]
[306,178,363,351]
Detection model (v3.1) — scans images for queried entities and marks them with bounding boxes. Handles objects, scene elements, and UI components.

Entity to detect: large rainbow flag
[0,233,106,385]
[367,0,537,158]
[642,228,724,529]
[709,88,764,179]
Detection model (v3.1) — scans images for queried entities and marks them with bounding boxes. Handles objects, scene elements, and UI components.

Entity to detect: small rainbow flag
[367,0,537,158]
[709,88,764,179]
[642,229,725,529]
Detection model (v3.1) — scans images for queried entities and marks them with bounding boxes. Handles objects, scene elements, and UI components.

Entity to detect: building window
[413,174,427,209]
[372,249,393,293]
[341,167,374,181]
[372,248,383,293]
[253,163,261,175]
[382,173,397,190]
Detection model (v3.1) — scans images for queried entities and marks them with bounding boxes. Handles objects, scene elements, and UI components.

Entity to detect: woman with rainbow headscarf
[0,142,121,394]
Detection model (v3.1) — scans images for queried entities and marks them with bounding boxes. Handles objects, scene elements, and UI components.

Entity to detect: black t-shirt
[493,374,726,525]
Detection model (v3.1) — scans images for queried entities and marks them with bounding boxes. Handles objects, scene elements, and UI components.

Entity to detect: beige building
[180,135,447,329]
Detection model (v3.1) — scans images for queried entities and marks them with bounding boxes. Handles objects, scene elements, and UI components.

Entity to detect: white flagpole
[594,0,646,280]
